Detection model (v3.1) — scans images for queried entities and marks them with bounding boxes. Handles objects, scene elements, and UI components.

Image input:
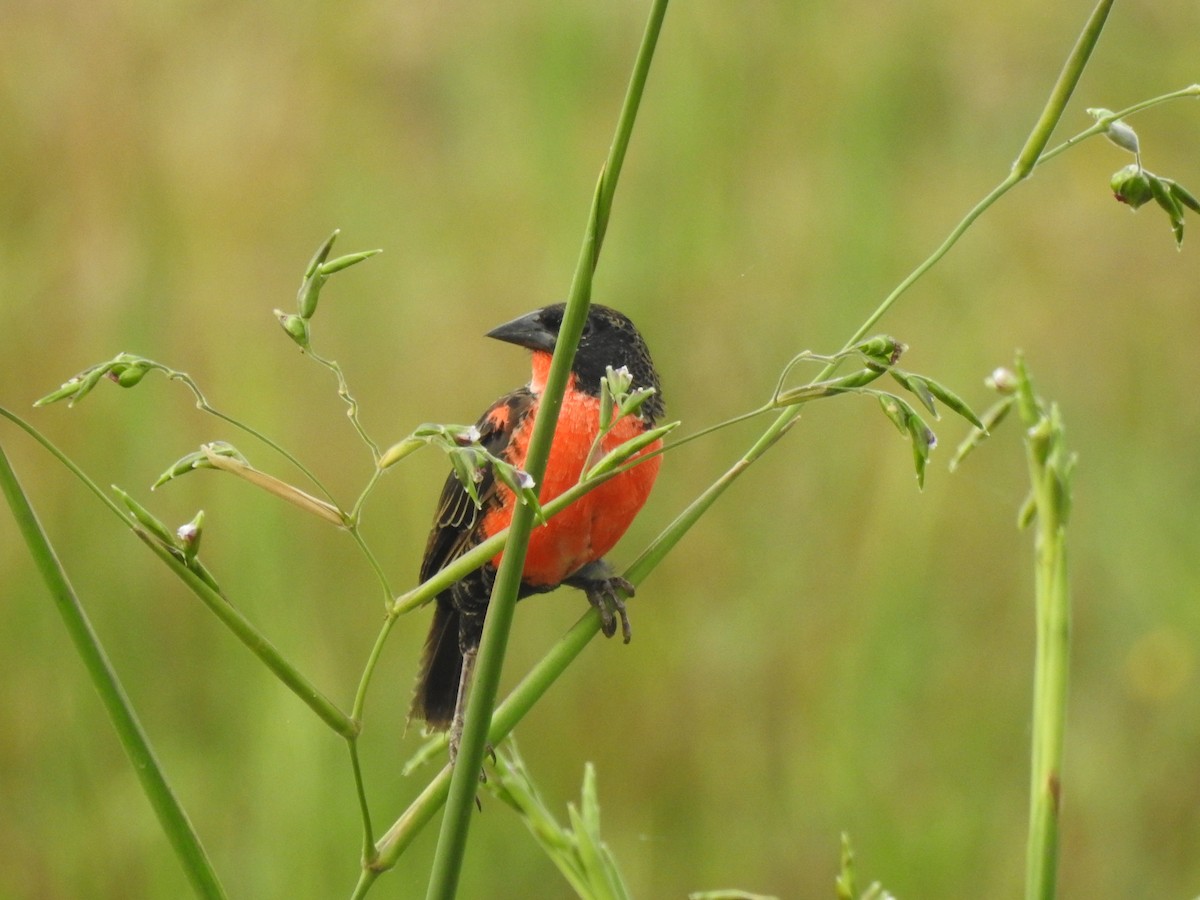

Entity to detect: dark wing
[419,387,536,583]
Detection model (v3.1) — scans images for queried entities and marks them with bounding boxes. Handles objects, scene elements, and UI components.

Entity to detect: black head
[486,303,663,422]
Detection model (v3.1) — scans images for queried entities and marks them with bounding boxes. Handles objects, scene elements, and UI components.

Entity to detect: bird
[410,302,664,757]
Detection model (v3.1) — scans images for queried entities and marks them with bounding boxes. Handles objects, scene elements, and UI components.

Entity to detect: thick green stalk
[1015,362,1073,900]
[0,445,227,899]
[424,4,669,897]
[1026,505,1070,900]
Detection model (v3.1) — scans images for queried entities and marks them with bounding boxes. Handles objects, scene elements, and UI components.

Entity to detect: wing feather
[418,388,536,583]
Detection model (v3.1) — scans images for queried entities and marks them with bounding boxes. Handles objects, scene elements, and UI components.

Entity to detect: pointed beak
[485,310,557,353]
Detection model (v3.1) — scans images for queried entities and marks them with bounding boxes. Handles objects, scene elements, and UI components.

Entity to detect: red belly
[484,382,660,586]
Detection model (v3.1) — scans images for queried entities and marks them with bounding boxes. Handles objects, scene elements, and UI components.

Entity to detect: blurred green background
[3,2,1199,898]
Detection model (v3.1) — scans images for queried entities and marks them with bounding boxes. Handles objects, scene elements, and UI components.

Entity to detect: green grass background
[3,2,1199,898]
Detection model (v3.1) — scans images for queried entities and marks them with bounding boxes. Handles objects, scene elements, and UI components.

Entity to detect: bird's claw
[584,576,634,643]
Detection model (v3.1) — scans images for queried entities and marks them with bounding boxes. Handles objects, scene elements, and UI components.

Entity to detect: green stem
[1038,83,1200,166]
[167,369,340,504]
[423,4,669,898]
[0,444,227,899]
[347,516,396,608]
[817,0,1114,364]
[305,348,383,461]
[1026,514,1070,900]
[1012,0,1115,176]
[1015,360,1072,900]
[348,738,376,867]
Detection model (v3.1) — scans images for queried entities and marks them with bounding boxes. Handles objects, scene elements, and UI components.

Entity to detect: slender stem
[818,0,1115,367]
[347,518,396,608]
[1012,0,1115,176]
[424,4,669,898]
[348,738,376,866]
[0,444,227,899]
[1037,83,1200,166]
[305,348,383,461]
[834,175,1019,359]
[167,369,340,504]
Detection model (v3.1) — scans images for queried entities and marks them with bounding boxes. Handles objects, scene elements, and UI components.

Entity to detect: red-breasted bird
[411,303,664,748]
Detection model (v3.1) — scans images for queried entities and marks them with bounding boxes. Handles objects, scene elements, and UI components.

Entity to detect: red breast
[482,353,661,586]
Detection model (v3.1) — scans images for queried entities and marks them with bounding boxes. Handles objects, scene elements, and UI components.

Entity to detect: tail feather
[411,603,462,731]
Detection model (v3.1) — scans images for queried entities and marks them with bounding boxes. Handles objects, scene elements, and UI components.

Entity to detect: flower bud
[855,335,906,366]
[604,365,633,396]
[1111,164,1154,209]
[379,436,426,469]
[493,460,537,502]
[986,368,1019,394]
[113,364,150,388]
[878,394,912,435]
[296,231,339,318]
[891,371,938,417]
[451,424,482,446]
[34,377,87,407]
[1148,176,1187,246]
[115,486,177,547]
[176,510,205,563]
[318,249,382,276]
[297,276,325,321]
[274,309,311,348]
[1104,120,1140,156]
[922,377,984,430]
[1166,178,1200,215]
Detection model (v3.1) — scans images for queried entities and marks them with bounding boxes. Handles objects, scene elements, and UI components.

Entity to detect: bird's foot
[567,561,635,643]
